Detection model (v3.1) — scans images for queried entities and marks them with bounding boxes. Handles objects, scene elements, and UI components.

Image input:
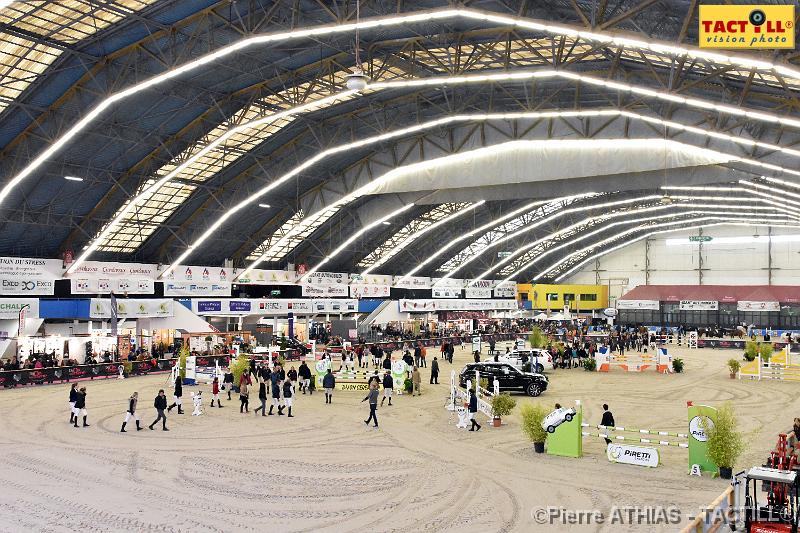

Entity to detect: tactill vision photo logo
[689,416,714,442]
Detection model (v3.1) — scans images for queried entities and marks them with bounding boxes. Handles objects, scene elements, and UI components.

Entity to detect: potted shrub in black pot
[520,403,549,453]
[705,402,745,479]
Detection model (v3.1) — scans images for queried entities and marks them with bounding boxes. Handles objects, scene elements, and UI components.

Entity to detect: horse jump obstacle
[595,346,673,373]
[738,347,800,381]
[547,400,718,474]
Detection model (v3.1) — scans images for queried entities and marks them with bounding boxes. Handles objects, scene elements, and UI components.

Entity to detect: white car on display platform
[542,406,576,434]
[485,349,554,373]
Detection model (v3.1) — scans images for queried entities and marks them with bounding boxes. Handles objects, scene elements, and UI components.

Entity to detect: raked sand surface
[0,342,796,532]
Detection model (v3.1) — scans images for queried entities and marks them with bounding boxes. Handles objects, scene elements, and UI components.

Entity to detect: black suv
[459,362,548,397]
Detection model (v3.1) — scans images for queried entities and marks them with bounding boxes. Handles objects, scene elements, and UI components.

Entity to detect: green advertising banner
[546,402,583,458]
[687,403,718,474]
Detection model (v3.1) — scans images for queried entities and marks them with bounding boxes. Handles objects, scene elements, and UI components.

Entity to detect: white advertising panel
[616,300,660,310]
[192,299,357,316]
[349,274,393,285]
[69,261,156,279]
[431,277,464,288]
[159,265,233,283]
[392,276,431,289]
[349,284,391,299]
[493,282,517,298]
[432,288,461,299]
[301,284,348,297]
[89,298,174,318]
[679,300,718,311]
[465,287,492,299]
[737,300,780,312]
[302,272,348,286]
[234,269,296,285]
[0,257,62,295]
[606,444,659,468]
[71,278,154,295]
[163,282,231,297]
[399,299,517,312]
[0,298,39,319]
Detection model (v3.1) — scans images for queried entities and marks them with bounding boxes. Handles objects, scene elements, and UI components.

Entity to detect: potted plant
[727,359,741,379]
[759,342,774,363]
[528,327,546,349]
[229,354,249,393]
[704,402,745,480]
[583,358,597,372]
[520,403,549,453]
[479,377,489,392]
[744,341,758,362]
[672,358,684,373]
[490,393,517,427]
[403,378,413,394]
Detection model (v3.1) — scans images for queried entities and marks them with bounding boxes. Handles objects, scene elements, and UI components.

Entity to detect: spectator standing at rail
[601,404,615,446]
[148,389,168,431]
[72,387,89,428]
[120,391,142,432]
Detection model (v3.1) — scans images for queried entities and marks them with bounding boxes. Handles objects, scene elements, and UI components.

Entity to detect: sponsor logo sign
[465,288,491,299]
[69,261,156,279]
[689,415,713,443]
[228,300,251,312]
[197,301,222,313]
[0,257,62,295]
[392,276,431,289]
[71,278,154,295]
[301,284,348,297]
[234,269,296,285]
[163,282,231,297]
[616,299,660,310]
[0,298,39,319]
[606,444,660,468]
[349,284,391,299]
[699,4,795,49]
[737,300,780,312]
[399,299,517,312]
[432,287,461,299]
[159,265,231,283]
[680,300,718,311]
[89,298,173,318]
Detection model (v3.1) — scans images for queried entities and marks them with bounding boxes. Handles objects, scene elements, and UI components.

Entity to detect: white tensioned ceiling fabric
[367,139,735,194]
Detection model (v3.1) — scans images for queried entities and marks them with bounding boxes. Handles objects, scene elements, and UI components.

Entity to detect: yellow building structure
[516,283,608,311]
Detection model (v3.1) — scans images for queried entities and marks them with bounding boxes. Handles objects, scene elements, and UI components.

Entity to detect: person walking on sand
[411,366,421,396]
[601,403,615,446]
[72,386,89,428]
[223,369,234,401]
[210,376,223,408]
[298,361,312,394]
[167,375,183,414]
[468,389,481,431]
[254,380,267,416]
[430,357,440,384]
[283,378,294,418]
[362,380,379,428]
[68,383,78,424]
[322,368,335,404]
[269,366,283,415]
[121,391,142,432]
[381,371,393,406]
[149,389,169,431]
[239,379,250,413]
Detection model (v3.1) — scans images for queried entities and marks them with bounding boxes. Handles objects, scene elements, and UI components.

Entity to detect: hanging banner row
[190,299,358,316]
[0,256,516,297]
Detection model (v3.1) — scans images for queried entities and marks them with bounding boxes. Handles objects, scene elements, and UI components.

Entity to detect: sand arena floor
[0,342,795,532]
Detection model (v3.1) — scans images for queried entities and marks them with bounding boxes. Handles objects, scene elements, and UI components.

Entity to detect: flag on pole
[17,304,29,337]
[110,292,118,337]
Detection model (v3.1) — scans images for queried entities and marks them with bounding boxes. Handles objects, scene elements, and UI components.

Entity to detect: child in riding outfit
[121,391,142,432]
[167,375,183,414]
[283,379,294,417]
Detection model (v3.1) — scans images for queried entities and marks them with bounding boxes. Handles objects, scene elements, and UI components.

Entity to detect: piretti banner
[616,299,660,310]
[679,300,719,311]
[699,4,795,49]
[399,299,517,312]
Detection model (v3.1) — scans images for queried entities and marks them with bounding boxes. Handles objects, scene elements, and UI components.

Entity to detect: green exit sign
[498,251,513,258]
[689,236,712,242]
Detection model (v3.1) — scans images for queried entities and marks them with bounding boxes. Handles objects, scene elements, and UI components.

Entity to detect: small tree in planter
[704,402,745,479]
[727,359,741,379]
[403,378,413,394]
[528,327,546,349]
[520,403,549,453]
[672,358,684,373]
[178,345,189,380]
[759,343,774,363]
[490,394,517,427]
[744,341,759,362]
[479,377,489,392]
[229,354,249,393]
[583,358,597,372]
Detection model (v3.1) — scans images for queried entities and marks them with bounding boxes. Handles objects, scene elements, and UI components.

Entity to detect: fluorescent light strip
[296,203,415,283]
[742,180,800,201]
[165,110,800,278]
[360,201,484,275]
[7,7,799,216]
[537,216,791,280]
[496,207,798,282]
[65,81,800,274]
[664,184,800,215]
[553,221,800,283]
[436,194,664,285]
[765,177,800,191]
[666,234,800,246]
